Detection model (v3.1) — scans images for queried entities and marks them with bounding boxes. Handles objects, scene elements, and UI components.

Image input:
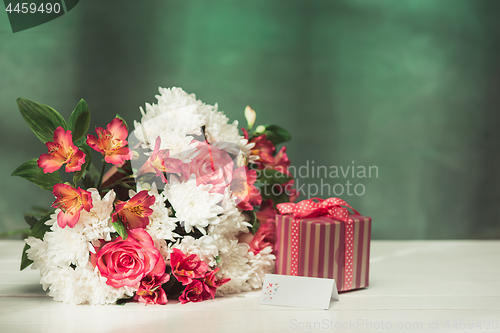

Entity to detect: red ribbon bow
[276,197,359,290]
[276,197,359,221]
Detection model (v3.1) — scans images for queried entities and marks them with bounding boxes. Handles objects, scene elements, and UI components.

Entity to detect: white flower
[174,235,219,267]
[209,187,252,236]
[25,217,136,305]
[245,246,276,289]
[133,87,207,154]
[31,213,91,268]
[143,183,179,241]
[199,103,253,157]
[213,235,252,295]
[78,189,116,242]
[41,263,135,305]
[165,176,223,234]
[132,87,252,157]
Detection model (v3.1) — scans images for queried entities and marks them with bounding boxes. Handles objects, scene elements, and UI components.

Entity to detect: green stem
[97,159,107,189]
[99,175,135,191]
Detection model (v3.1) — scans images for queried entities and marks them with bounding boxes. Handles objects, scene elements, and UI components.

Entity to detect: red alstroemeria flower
[86,118,133,165]
[268,146,291,175]
[178,279,212,304]
[52,183,93,228]
[112,190,155,229]
[170,248,209,285]
[203,268,230,299]
[137,137,183,183]
[249,222,276,254]
[38,126,86,173]
[133,273,170,305]
[256,199,278,225]
[230,166,262,211]
[250,134,276,167]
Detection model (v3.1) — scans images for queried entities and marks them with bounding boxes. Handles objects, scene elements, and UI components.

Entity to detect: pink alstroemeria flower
[170,248,209,286]
[112,190,155,229]
[137,137,183,183]
[51,183,93,228]
[86,118,133,165]
[230,166,262,211]
[38,126,86,173]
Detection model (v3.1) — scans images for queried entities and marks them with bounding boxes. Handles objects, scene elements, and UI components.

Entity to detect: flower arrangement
[13,87,298,305]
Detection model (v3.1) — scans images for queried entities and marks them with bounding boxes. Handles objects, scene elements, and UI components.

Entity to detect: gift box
[275,198,371,292]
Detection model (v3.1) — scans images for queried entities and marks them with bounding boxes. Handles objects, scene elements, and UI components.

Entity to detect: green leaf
[115,114,128,131]
[24,214,38,228]
[17,98,67,143]
[255,124,291,145]
[68,99,90,142]
[258,168,293,185]
[12,159,62,191]
[20,209,55,270]
[244,210,260,234]
[73,144,92,185]
[112,220,128,240]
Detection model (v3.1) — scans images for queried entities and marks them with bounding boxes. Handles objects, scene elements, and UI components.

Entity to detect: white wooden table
[0,240,499,333]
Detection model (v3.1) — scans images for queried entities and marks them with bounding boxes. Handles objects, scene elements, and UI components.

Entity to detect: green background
[1,0,499,239]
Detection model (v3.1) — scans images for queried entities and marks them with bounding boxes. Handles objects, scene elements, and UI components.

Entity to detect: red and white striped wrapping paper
[274,214,371,292]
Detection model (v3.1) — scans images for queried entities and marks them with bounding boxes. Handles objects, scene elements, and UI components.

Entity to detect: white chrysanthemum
[35,214,92,268]
[174,235,219,267]
[213,235,252,295]
[154,238,170,264]
[133,87,207,154]
[25,221,136,305]
[246,246,276,289]
[164,176,223,234]
[133,87,252,157]
[209,187,252,236]
[141,183,179,241]
[201,104,253,157]
[41,264,134,305]
[78,189,115,242]
[25,237,50,276]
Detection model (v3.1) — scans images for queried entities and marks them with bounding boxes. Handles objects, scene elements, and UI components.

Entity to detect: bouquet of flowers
[13,87,298,305]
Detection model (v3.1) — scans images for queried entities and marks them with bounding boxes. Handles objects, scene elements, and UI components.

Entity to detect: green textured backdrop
[1,0,499,239]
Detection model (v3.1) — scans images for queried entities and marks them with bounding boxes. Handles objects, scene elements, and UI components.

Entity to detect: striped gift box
[274,214,371,292]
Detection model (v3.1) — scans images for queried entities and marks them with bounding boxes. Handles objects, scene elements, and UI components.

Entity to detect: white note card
[260,274,339,310]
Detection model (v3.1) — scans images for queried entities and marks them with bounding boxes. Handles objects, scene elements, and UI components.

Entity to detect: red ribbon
[277,197,359,290]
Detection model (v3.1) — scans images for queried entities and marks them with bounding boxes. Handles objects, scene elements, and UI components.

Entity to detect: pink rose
[181,141,234,194]
[91,229,165,288]
[133,273,170,305]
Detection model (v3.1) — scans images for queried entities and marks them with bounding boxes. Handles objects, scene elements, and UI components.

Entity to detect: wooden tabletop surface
[0,240,499,332]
